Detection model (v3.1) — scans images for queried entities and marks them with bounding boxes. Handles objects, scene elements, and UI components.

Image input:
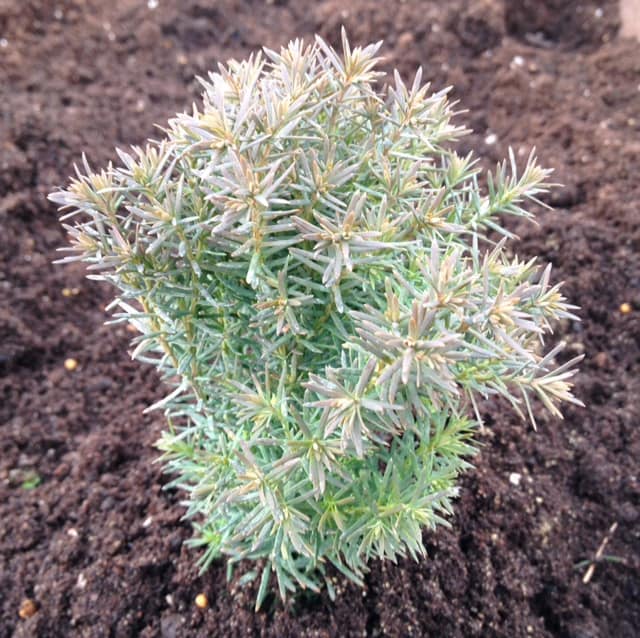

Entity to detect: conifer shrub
[50,32,582,607]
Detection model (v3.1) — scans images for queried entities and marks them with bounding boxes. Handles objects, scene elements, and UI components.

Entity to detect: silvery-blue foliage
[50,31,582,607]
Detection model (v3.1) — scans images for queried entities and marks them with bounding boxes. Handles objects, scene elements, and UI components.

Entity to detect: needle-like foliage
[49,31,582,608]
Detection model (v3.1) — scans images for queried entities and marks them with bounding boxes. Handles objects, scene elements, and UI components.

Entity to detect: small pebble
[64,358,78,371]
[53,463,70,479]
[0,38,8,48]
[18,599,37,619]
[509,472,522,486]
[148,0,159,8]
[397,32,414,48]
[619,302,632,314]
[593,352,609,368]
[511,55,524,67]
[485,133,498,145]
[195,593,208,609]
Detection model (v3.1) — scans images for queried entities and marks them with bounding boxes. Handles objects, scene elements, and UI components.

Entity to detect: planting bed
[1,0,639,636]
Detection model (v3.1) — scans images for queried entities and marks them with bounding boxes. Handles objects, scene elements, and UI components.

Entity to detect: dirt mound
[1,1,639,636]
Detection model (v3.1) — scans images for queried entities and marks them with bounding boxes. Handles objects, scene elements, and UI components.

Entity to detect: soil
[1,0,639,636]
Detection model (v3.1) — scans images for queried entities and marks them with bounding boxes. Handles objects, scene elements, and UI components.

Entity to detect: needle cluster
[50,32,582,607]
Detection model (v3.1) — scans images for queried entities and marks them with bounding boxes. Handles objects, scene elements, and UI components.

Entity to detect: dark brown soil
[2,1,639,636]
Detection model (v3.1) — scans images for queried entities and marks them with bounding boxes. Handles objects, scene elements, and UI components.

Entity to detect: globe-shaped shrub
[50,32,582,607]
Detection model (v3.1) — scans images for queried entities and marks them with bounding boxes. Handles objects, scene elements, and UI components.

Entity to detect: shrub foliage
[50,32,582,606]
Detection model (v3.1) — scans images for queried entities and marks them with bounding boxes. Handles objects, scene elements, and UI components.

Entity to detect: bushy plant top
[50,31,582,607]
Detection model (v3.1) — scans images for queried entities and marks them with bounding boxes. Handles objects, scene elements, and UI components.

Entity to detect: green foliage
[50,31,582,607]
[20,471,42,490]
